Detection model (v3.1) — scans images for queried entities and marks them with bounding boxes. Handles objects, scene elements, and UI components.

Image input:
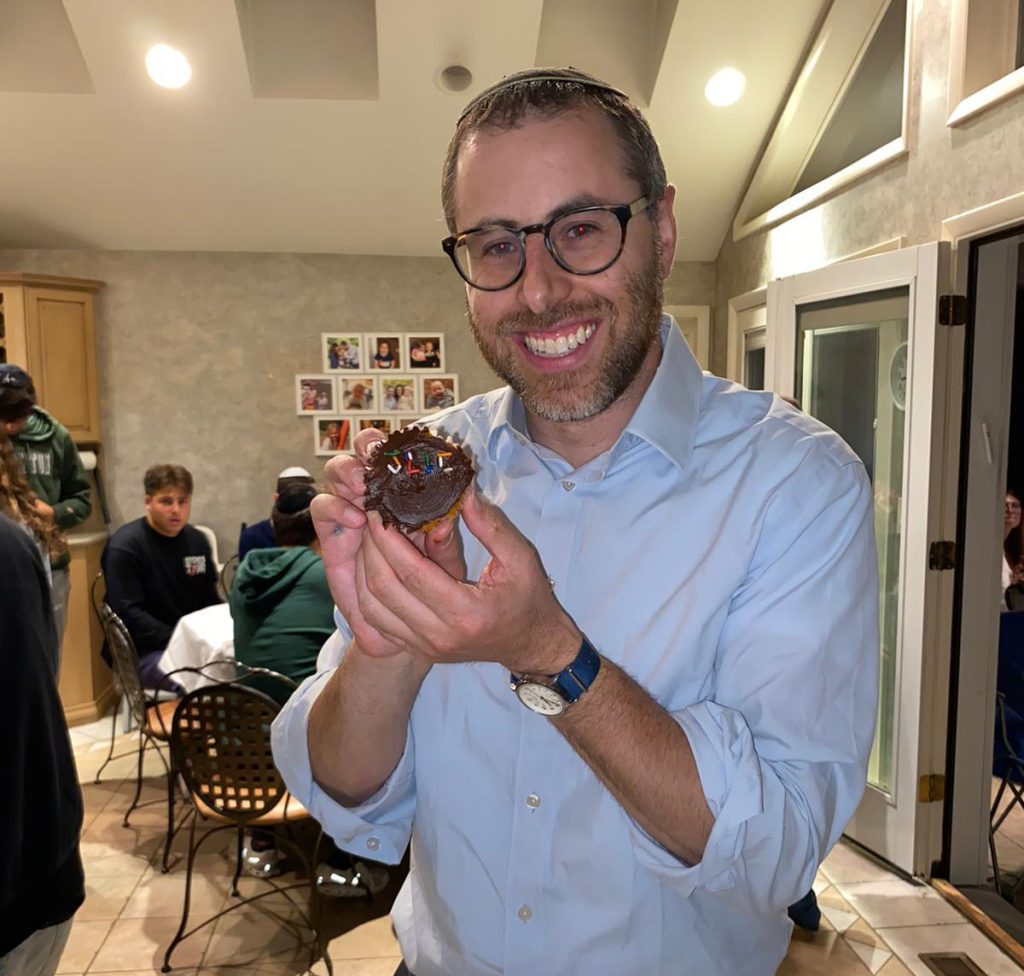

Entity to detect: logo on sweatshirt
[183,555,207,576]
[16,447,52,477]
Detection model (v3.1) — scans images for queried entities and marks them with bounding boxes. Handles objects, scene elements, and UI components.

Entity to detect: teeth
[525,323,596,358]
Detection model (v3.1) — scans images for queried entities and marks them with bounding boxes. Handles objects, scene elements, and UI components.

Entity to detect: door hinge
[938,294,967,326]
[928,540,956,570]
[918,773,946,803]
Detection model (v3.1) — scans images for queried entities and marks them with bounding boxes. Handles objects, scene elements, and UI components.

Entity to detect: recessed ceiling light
[704,67,745,107]
[145,44,192,89]
[436,64,473,93]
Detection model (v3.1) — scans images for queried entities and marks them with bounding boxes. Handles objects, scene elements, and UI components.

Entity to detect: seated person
[237,466,314,559]
[231,483,388,894]
[101,464,220,689]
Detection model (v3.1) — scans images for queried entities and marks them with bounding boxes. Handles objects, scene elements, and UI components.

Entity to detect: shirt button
[526,793,541,809]
[518,904,533,922]
[562,480,576,491]
[366,837,380,851]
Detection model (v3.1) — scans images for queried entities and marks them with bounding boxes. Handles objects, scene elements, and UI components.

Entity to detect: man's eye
[482,238,518,259]
[565,221,599,239]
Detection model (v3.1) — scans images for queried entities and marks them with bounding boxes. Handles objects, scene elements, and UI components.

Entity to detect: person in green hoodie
[0,365,92,663]
[230,482,335,701]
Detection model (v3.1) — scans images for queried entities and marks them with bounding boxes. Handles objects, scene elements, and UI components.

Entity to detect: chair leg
[123,731,147,828]
[162,812,200,973]
[231,827,244,898]
[309,828,334,976]
[94,698,120,784]
[162,755,176,873]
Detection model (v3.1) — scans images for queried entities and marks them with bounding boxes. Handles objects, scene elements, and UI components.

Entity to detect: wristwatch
[509,636,601,717]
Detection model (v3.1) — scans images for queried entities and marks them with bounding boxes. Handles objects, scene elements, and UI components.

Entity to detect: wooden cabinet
[60,533,116,726]
[0,273,104,444]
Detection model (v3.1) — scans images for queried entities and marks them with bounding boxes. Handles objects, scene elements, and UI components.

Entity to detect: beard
[467,253,665,424]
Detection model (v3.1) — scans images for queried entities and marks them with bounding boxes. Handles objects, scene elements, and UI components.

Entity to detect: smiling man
[101,464,219,688]
[273,68,879,976]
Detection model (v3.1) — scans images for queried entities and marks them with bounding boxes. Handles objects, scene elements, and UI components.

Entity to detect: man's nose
[517,234,572,314]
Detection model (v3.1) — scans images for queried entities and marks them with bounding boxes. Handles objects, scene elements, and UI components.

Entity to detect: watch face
[515,682,566,716]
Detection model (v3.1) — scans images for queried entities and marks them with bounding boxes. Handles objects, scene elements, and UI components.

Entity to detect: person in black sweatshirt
[101,464,220,688]
[0,513,84,974]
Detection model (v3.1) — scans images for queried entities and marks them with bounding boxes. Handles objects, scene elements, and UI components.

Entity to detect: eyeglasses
[441,196,650,291]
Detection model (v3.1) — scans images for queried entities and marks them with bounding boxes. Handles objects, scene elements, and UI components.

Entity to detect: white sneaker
[241,842,283,878]
[315,860,389,897]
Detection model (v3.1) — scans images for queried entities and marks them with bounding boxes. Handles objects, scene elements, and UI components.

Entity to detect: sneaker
[315,860,389,897]
[241,842,283,878]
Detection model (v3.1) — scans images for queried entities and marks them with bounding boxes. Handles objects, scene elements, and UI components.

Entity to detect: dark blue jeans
[393,965,410,976]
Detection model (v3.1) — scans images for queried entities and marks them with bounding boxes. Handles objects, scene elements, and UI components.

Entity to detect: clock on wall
[889,341,908,411]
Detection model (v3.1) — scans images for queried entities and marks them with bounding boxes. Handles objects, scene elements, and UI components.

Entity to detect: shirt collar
[486,313,703,472]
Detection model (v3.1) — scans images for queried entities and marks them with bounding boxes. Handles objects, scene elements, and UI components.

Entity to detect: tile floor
[59,715,1024,975]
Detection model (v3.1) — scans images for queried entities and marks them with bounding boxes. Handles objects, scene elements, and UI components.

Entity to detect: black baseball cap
[0,365,36,422]
[273,483,318,516]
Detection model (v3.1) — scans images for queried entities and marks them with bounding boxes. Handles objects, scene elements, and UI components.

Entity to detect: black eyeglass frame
[441,196,651,292]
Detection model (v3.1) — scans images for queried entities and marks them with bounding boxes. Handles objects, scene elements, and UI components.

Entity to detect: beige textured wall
[712,0,1024,376]
[0,248,710,556]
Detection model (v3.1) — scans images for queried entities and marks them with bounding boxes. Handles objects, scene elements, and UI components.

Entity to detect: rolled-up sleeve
[271,627,418,864]
[627,457,879,912]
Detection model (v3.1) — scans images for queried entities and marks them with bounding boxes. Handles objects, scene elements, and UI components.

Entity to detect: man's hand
[33,499,55,521]
[313,427,467,659]
[353,485,579,674]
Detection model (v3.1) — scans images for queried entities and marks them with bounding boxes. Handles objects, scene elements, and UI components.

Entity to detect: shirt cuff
[626,700,763,895]
[270,668,416,865]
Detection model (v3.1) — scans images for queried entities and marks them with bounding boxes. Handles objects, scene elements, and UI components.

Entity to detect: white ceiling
[0,0,827,262]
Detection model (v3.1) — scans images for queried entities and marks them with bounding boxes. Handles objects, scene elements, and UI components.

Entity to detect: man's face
[145,489,191,537]
[3,415,29,436]
[452,108,676,423]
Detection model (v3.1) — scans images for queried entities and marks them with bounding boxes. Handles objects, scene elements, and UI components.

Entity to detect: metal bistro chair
[93,600,183,874]
[161,668,333,975]
[217,552,240,602]
[991,690,1024,896]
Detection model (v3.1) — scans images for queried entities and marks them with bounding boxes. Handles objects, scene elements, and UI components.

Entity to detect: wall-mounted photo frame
[395,415,422,430]
[356,416,394,435]
[339,375,377,411]
[295,374,337,415]
[406,333,445,371]
[367,333,403,372]
[322,333,365,371]
[313,417,353,455]
[380,376,417,412]
[420,374,459,413]
[666,305,711,371]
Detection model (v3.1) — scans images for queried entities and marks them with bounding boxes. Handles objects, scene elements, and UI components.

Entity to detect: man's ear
[654,184,678,281]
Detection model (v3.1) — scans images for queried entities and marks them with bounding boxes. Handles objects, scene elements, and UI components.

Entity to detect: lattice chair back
[170,682,290,825]
[90,570,106,630]
[99,603,150,729]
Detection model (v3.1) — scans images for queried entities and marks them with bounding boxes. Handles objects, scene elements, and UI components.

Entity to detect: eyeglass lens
[454,208,625,290]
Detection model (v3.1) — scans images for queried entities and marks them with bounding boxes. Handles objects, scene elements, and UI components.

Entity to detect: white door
[767,243,957,875]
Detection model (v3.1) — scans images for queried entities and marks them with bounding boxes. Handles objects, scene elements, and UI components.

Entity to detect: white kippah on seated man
[238,466,315,560]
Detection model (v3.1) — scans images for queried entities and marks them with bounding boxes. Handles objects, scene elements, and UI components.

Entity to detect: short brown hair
[441,67,667,233]
[144,464,193,497]
[272,484,318,547]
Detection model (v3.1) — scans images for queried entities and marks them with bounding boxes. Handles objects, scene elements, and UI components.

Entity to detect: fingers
[321,454,369,503]
[423,516,467,581]
[354,427,387,461]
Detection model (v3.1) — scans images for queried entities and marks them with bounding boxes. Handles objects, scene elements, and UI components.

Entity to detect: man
[102,464,219,688]
[0,364,92,659]
[0,514,84,976]
[238,466,315,559]
[273,68,878,976]
[423,379,454,411]
[231,483,389,894]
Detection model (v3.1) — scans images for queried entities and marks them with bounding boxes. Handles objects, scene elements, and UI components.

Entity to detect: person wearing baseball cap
[0,364,92,665]
[237,466,314,559]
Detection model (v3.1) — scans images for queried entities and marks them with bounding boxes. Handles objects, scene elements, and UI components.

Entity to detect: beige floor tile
[779,925,874,975]
[230,876,317,915]
[328,916,400,961]
[324,960,402,976]
[875,957,914,976]
[79,840,152,880]
[844,926,893,975]
[877,922,1024,976]
[835,880,965,929]
[76,873,141,922]
[822,842,900,884]
[813,869,830,895]
[817,886,859,934]
[88,913,215,972]
[122,867,232,918]
[54,919,113,974]
[201,909,313,969]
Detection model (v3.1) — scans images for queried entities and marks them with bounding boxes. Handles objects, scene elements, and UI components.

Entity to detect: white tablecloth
[158,603,235,693]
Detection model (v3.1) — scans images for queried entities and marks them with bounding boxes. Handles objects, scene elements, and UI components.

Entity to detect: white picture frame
[419,374,459,414]
[339,375,377,412]
[321,333,366,372]
[313,416,353,455]
[406,332,446,372]
[295,374,337,415]
[379,375,418,413]
[367,333,403,372]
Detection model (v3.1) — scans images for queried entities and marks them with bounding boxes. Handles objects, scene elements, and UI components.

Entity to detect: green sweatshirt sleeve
[55,431,92,530]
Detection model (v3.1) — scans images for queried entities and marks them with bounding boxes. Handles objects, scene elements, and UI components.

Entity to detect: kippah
[457,67,629,125]
[278,465,312,479]
[274,483,318,516]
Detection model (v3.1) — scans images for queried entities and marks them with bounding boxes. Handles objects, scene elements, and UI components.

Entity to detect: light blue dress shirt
[272,319,879,976]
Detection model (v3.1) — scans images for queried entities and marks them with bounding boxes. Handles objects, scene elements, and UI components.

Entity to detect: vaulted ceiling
[0,0,827,261]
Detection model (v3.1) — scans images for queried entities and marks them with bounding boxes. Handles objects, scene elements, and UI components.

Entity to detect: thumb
[423,516,467,580]
[459,484,528,569]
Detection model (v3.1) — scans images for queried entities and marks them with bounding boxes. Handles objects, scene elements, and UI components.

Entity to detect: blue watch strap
[551,636,601,704]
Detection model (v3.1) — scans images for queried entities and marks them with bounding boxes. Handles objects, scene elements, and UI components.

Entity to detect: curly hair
[0,427,62,557]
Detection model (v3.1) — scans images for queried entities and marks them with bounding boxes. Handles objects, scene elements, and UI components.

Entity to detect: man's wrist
[511,618,581,676]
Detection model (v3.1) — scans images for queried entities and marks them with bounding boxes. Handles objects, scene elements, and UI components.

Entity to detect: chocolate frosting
[364,426,474,531]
